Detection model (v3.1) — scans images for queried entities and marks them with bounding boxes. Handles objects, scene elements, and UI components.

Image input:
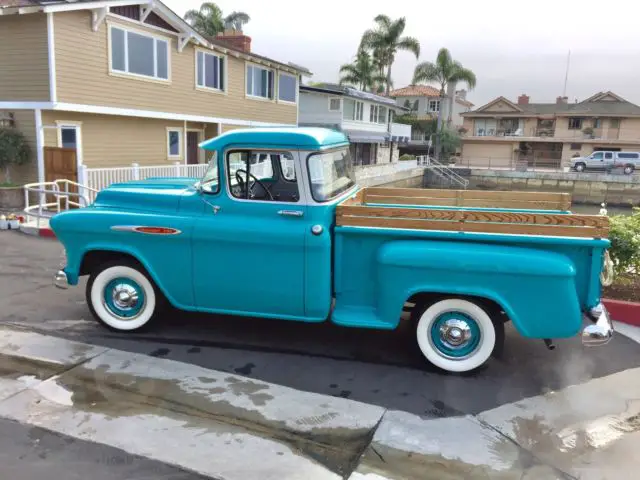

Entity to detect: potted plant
[582,126,594,139]
[0,127,30,209]
[457,126,468,136]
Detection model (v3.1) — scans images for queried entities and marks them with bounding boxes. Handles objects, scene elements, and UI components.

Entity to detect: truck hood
[92,177,198,213]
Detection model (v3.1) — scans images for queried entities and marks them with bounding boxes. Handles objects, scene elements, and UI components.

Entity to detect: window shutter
[219,57,225,91]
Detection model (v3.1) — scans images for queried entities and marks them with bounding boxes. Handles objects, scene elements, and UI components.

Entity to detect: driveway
[2,231,640,419]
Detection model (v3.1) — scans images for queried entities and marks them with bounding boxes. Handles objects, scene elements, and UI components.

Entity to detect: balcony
[410,131,430,143]
[390,122,411,140]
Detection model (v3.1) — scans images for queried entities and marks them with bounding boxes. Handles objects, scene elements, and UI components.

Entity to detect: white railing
[23,180,98,229]
[80,162,208,202]
[418,155,469,189]
[390,122,411,138]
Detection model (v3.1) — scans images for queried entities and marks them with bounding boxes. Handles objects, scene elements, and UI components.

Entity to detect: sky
[165,0,640,107]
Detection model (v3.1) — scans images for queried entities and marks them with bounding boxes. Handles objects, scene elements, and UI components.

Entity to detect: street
[2,231,640,479]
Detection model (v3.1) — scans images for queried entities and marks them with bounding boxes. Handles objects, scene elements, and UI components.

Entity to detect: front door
[187,131,200,165]
[192,148,308,318]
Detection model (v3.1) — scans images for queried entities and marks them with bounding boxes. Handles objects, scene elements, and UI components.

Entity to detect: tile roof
[389,85,442,98]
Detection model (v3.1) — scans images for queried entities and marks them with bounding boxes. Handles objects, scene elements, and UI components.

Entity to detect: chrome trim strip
[110,226,182,235]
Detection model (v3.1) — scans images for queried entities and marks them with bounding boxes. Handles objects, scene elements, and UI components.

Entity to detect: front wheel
[414,298,504,373]
[623,164,635,175]
[86,261,159,332]
[574,162,586,172]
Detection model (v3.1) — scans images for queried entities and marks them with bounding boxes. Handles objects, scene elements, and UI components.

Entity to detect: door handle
[278,210,304,217]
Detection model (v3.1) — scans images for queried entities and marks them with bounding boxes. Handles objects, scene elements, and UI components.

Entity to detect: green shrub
[608,208,640,276]
[399,154,416,161]
[0,128,30,184]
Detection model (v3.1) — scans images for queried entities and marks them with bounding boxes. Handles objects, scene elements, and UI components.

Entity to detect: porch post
[35,109,45,184]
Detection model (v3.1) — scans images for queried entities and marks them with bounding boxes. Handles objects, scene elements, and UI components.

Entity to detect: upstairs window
[568,117,583,130]
[197,51,225,91]
[370,105,379,123]
[247,65,274,99]
[378,106,388,124]
[110,26,169,81]
[278,73,297,103]
[343,99,364,121]
[329,98,341,111]
[428,100,440,112]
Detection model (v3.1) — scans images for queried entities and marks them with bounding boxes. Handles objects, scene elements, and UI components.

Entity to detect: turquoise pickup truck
[51,128,614,373]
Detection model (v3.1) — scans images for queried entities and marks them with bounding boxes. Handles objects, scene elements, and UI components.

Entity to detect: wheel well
[406,292,508,322]
[79,250,143,276]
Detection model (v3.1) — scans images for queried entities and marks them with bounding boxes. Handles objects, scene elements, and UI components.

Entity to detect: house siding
[618,118,640,141]
[53,11,297,125]
[461,142,515,167]
[0,110,38,185]
[42,111,192,167]
[0,14,50,102]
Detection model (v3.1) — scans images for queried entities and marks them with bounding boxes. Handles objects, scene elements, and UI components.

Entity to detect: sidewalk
[1,323,639,479]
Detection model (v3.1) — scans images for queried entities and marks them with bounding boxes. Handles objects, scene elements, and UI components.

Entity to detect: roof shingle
[389,85,441,97]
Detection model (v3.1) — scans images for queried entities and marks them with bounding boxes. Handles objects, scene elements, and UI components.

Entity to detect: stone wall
[429,168,640,206]
[376,144,400,164]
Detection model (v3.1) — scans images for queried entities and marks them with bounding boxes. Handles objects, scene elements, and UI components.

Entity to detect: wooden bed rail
[362,187,572,211]
[337,188,609,239]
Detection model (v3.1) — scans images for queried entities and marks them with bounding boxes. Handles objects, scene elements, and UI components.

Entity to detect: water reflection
[570,204,634,216]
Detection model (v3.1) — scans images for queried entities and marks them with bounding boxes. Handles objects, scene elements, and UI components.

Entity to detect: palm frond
[373,14,392,29]
[397,36,420,58]
[450,63,477,89]
[224,11,250,31]
[412,62,440,84]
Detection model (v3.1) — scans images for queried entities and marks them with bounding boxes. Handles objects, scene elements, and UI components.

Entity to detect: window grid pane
[156,40,168,79]
[169,131,180,156]
[111,28,125,71]
[127,31,154,77]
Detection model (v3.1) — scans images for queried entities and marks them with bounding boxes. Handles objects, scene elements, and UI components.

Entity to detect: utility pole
[562,50,571,98]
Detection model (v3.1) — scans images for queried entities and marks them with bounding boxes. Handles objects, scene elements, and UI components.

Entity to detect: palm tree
[360,15,420,95]
[413,48,476,127]
[339,50,386,92]
[185,3,250,36]
[224,11,251,32]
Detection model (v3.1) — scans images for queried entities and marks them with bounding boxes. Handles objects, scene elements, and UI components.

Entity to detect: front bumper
[582,303,614,346]
[54,270,69,290]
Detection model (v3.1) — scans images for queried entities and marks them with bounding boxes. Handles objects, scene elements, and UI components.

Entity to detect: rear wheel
[86,261,159,332]
[574,162,586,172]
[414,298,504,373]
[623,164,635,175]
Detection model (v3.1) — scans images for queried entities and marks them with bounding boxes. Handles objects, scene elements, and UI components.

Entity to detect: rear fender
[375,240,582,338]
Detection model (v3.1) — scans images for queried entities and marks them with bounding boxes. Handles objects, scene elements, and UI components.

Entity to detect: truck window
[307,148,356,202]
[227,150,299,202]
[604,152,613,159]
[591,152,604,160]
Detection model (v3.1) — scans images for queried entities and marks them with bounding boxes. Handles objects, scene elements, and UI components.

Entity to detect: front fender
[375,240,582,338]
[52,208,195,308]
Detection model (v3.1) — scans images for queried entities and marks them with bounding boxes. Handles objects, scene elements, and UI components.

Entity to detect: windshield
[198,152,219,193]
[307,148,356,202]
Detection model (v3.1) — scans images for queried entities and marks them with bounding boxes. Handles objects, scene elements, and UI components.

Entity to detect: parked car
[571,151,638,174]
[50,128,614,373]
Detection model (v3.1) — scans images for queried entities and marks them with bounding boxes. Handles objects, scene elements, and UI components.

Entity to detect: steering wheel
[235,169,274,201]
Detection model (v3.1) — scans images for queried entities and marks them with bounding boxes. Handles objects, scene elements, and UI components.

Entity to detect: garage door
[461,142,514,168]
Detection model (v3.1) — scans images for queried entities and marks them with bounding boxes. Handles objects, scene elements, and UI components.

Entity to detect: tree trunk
[446,82,456,126]
[386,65,392,96]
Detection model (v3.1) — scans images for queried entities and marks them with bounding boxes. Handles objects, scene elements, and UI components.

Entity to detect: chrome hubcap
[112,284,139,310]
[439,319,472,346]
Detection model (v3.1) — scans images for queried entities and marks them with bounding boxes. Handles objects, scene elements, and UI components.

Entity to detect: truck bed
[336,187,609,239]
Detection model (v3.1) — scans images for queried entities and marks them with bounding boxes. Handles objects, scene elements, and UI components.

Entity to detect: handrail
[23,180,98,230]
[417,155,469,189]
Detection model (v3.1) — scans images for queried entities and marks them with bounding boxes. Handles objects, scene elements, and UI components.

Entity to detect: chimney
[556,96,568,104]
[456,89,467,100]
[517,94,529,105]
[215,29,252,53]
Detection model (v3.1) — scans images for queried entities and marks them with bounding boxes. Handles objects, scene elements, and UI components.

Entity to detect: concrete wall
[432,168,640,206]
[356,165,425,188]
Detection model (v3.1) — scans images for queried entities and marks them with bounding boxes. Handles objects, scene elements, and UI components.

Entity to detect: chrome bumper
[582,303,614,347]
[54,270,69,290]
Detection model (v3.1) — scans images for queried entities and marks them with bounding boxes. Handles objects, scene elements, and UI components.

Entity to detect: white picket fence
[79,162,208,202]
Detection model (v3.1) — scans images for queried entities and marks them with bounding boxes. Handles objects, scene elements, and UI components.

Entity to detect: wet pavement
[2,231,640,479]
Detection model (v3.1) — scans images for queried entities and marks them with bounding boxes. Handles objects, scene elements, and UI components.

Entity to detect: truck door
[192,149,307,318]
[603,151,614,170]
[587,151,603,168]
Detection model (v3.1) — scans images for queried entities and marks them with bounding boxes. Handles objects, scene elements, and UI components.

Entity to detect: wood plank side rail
[338,188,609,238]
[364,187,572,211]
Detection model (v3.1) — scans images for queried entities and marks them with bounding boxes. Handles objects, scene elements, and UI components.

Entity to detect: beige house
[0,0,309,186]
[460,91,640,169]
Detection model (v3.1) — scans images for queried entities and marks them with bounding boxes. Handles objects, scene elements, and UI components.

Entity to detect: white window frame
[355,101,364,121]
[378,106,388,124]
[195,48,226,94]
[428,100,440,112]
[328,97,341,112]
[55,121,83,171]
[277,71,298,104]
[370,105,379,123]
[108,23,171,83]
[166,127,183,160]
[246,62,275,101]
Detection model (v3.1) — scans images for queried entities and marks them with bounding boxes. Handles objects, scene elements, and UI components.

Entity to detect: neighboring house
[460,91,640,168]
[298,84,410,166]
[0,0,310,186]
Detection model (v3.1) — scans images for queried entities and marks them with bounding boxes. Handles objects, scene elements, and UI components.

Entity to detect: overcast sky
[165,0,640,107]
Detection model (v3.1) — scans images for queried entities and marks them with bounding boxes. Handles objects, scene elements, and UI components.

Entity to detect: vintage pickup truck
[51,128,614,373]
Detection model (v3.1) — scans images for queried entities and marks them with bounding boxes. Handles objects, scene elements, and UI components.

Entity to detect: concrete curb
[19,223,55,238]
[0,325,383,479]
[603,298,640,327]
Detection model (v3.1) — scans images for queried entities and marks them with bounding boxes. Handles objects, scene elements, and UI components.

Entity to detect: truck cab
[51,128,614,373]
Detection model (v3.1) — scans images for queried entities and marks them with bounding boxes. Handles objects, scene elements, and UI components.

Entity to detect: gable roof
[473,96,524,113]
[456,98,474,107]
[0,0,311,76]
[464,91,640,117]
[300,83,399,107]
[389,85,441,98]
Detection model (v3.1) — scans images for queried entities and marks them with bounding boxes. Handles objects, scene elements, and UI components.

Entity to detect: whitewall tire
[415,298,500,373]
[87,263,157,332]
